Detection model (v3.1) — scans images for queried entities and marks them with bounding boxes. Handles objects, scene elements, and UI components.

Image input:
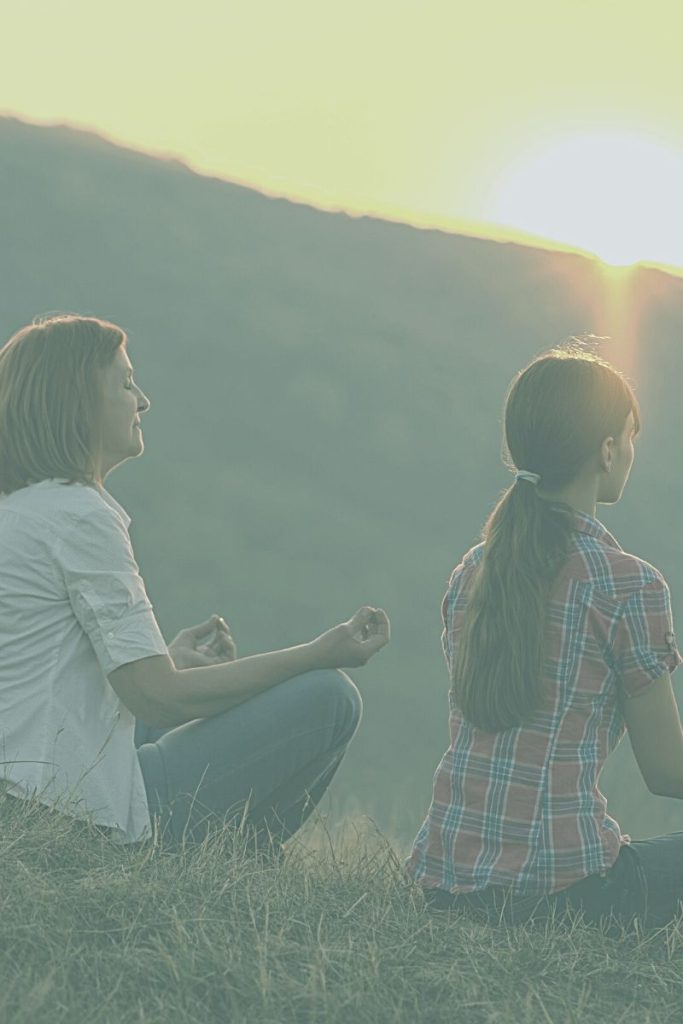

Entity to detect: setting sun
[488,133,683,270]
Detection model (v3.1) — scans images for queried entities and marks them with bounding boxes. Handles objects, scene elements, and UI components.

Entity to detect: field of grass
[1,795,683,1024]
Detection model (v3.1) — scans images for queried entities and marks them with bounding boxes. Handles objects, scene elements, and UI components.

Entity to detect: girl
[406,346,683,929]
[0,314,389,847]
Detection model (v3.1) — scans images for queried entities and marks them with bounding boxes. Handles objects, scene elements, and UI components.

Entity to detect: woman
[0,314,389,847]
[406,346,683,930]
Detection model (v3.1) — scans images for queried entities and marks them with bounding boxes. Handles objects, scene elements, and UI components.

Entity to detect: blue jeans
[425,835,683,930]
[135,670,362,846]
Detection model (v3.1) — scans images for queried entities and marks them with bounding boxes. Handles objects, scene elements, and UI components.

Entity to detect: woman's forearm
[166,644,321,724]
[110,643,320,728]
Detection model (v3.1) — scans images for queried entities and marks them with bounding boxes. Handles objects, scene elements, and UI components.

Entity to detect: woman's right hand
[310,606,391,669]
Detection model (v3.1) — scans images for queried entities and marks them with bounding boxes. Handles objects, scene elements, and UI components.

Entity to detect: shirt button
[107,631,114,638]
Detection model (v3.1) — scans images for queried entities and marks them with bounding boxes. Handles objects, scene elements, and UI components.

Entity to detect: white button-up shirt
[0,479,169,841]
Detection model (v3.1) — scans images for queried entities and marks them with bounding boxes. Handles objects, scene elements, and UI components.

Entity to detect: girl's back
[407,511,679,895]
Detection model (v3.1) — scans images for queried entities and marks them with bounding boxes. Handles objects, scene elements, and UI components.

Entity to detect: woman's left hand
[169,615,237,669]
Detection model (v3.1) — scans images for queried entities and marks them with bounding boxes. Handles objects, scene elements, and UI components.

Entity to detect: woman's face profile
[96,346,150,480]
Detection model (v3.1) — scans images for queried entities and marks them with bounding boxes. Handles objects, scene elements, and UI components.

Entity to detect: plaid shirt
[406,511,682,896]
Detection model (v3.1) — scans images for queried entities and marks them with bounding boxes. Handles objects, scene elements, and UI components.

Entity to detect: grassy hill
[2,794,682,1024]
[2,116,683,845]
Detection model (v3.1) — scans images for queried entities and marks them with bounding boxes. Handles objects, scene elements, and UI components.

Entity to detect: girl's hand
[169,615,237,670]
[310,606,390,669]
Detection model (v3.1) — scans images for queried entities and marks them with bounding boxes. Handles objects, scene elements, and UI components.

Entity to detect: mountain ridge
[6,113,677,277]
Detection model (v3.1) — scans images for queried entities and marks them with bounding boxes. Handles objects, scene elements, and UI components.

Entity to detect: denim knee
[309,669,363,746]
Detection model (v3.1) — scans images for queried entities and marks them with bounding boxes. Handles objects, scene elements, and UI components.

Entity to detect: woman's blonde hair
[0,315,126,494]
[451,346,640,732]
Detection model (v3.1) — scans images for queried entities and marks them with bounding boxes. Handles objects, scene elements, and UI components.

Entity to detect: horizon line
[3,111,683,281]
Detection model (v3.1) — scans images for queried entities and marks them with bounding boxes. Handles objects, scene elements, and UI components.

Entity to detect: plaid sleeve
[441,549,481,673]
[613,577,682,699]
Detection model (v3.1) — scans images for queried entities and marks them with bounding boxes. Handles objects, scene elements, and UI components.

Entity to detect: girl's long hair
[0,315,125,495]
[450,346,640,732]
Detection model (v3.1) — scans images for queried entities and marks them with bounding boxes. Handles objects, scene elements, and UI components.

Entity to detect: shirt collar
[94,484,131,528]
[35,478,132,529]
[572,509,621,550]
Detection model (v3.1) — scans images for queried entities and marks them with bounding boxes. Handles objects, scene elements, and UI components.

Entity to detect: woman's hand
[310,606,390,669]
[169,615,237,670]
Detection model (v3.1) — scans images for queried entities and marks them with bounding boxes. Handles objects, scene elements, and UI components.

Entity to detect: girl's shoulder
[567,533,670,603]
[445,542,485,592]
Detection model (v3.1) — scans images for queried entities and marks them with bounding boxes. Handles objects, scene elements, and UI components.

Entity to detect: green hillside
[2,116,683,844]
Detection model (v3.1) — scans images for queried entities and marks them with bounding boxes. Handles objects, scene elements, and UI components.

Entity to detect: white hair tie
[515,470,541,485]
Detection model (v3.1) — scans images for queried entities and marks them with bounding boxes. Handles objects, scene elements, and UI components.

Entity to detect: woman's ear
[599,436,615,474]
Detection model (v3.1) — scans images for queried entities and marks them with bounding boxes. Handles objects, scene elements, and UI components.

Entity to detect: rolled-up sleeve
[56,507,169,677]
[613,576,682,699]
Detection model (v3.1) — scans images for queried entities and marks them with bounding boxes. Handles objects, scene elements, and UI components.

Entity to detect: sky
[3,0,683,269]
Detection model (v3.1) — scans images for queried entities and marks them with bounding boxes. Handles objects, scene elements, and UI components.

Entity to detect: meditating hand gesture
[168,606,390,674]
[169,615,237,669]
[310,606,390,669]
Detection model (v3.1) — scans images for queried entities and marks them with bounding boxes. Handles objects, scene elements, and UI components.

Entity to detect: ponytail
[451,483,574,730]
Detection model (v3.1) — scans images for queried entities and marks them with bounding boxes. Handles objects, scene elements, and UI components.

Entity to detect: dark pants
[135,670,362,847]
[425,834,683,931]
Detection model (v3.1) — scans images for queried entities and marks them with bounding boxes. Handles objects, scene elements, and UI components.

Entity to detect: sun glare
[488,132,683,270]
